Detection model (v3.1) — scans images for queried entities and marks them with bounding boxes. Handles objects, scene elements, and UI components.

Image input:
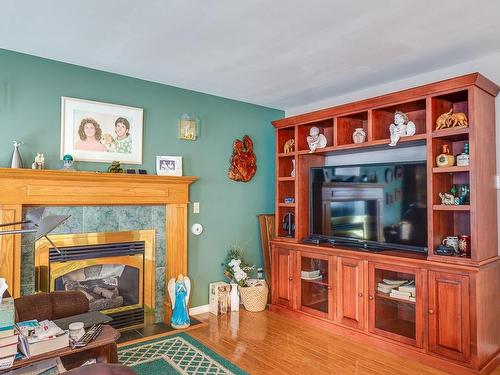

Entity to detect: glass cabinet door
[298,253,332,319]
[369,263,422,347]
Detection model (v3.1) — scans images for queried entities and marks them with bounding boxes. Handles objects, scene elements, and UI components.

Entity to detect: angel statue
[389,111,416,146]
[167,274,191,329]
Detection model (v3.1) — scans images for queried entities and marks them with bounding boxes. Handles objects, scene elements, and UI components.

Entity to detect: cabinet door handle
[288,277,293,281]
[428,309,434,314]
[358,292,363,297]
[368,295,373,300]
[327,286,332,290]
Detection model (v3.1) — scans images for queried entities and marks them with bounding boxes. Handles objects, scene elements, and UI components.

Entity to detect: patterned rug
[118,333,248,375]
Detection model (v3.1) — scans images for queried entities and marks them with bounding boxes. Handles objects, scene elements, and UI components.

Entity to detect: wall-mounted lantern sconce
[178,114,199,141]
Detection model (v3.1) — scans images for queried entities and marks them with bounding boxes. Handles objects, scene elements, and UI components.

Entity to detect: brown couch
[13,290,89,322]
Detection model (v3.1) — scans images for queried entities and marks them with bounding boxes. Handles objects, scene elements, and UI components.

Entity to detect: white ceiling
[1,0,500,111]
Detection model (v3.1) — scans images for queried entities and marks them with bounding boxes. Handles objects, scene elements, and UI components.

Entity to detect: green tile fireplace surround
[0,48,284,307]
[21,205,167,322]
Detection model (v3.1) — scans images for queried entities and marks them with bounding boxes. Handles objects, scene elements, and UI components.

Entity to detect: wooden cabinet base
[269,304,499,375]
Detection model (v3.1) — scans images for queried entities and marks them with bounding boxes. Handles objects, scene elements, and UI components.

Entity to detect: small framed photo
[156,156,183,176]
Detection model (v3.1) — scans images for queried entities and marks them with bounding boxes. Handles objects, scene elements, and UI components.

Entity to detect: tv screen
[309,162,427,252]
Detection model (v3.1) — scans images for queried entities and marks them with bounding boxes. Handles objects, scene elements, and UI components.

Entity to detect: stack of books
[17,320,69,358]
[0,297,17,370]
[377,279,408,294]
[389,281,416,302]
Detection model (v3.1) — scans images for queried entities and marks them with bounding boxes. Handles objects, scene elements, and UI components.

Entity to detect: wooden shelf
[278,177,295,181]
[432,166,470,173]
[371,133,427,145]
[278,203,295,207]
[277,152,296,158]
[302,299,329,312]
[431,127,469,141]
[301,276,329,287]
[274,236,296,242]
[295,133,427,155]
[433,205,470,211]
[375,318,416,340]
[427,253,474,266]
[376,292,416,305]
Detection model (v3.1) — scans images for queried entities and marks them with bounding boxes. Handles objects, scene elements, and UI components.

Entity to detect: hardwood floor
[189,309,500,375]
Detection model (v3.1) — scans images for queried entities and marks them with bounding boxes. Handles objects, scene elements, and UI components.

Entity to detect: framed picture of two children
[60,96,143,164]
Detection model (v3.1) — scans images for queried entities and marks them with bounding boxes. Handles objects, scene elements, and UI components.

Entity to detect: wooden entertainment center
[270,73,500,374]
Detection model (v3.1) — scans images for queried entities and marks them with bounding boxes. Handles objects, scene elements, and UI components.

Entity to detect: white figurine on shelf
[307,126,327,153]
[31,153,45,170]
[388,111,416,146]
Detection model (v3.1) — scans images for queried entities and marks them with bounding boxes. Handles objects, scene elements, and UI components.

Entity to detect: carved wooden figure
[283,139,294,153]
[435,108,468,130]
[228,135,257,182]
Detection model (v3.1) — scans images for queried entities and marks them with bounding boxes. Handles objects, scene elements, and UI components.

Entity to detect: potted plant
[222,245,253,311]
[222,245,268,312]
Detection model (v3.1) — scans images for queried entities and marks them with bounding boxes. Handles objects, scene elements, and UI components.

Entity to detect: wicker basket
[238,281,269,312]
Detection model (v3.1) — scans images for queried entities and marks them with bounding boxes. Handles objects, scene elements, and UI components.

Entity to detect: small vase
[352,128,366,144]
[230,283,239,312]
[10,141,23,168]
[290,159,296,177]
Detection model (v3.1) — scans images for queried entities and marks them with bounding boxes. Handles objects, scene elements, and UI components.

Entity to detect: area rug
[118,333,248,375]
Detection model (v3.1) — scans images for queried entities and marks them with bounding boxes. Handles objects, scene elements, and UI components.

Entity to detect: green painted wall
[0,48,283,307]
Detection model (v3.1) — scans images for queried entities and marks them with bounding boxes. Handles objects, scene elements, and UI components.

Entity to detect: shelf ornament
[436,144,455,167]
[283,139,294,153]
[168,274,191,329]
[307,126,327,153]
[228,135,257,182]
[435,109,468,130]
[388,111,416,146]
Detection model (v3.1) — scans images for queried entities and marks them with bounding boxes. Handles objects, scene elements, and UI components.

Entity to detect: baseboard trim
[190,304,209,315]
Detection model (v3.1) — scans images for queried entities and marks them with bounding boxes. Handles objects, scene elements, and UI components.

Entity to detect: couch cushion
[14,293,52,322]
[50,290,90,320]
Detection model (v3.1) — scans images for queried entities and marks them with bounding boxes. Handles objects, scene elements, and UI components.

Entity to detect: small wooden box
[209,282,231,315]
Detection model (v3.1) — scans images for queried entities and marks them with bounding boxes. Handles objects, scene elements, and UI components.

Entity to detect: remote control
[73,324,103,348]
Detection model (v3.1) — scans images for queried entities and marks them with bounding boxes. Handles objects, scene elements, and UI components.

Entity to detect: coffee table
[5,325,120,372]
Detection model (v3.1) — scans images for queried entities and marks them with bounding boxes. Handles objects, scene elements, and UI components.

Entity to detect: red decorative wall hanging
[228,135,257,182]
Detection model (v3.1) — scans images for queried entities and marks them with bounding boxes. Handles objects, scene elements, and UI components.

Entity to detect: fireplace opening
[56,264,140,312]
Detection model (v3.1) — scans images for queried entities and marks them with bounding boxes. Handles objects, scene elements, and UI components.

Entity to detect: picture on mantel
[228,135,256,182]
[60,96,144,164]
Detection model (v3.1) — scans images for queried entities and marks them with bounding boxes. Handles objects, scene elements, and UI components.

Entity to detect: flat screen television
[309,161,427,253]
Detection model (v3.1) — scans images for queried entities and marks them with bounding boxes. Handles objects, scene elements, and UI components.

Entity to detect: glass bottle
[456,143,470,166]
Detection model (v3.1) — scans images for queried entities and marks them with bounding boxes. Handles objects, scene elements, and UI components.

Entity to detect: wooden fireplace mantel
[0,167,197,323]
[0,168,197,205]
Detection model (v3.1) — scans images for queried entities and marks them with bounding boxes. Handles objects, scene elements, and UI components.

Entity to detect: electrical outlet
[193,202,200,214]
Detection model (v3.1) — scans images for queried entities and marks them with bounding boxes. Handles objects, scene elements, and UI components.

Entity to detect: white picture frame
[156,156,183,176]
[60,96,144,164]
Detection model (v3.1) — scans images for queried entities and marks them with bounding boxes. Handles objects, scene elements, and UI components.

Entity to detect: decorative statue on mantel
[307,126,327,153]
[31,153,45,170]
[168,274,191,329]
[107,161,123,173]
[388,111,416,146]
